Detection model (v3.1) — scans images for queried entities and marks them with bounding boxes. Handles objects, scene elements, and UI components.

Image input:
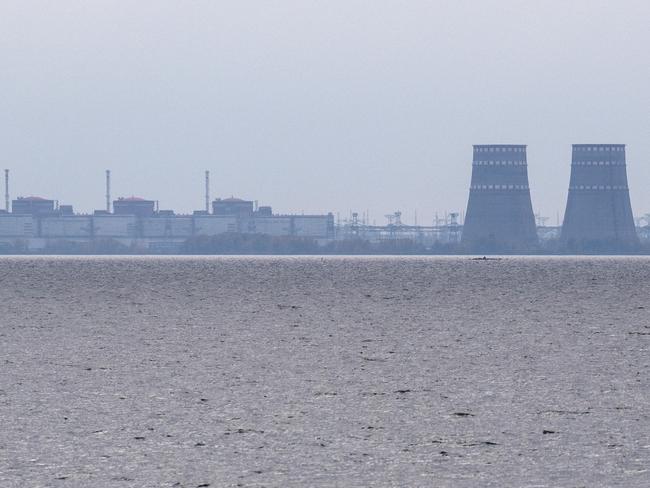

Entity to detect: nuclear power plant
[0,169,335,252]
[560,144,639,252]
[461,145,538,252]
[0,143,647,254]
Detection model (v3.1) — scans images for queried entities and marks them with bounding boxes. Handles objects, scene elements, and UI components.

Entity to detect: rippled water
[1,256,649,487]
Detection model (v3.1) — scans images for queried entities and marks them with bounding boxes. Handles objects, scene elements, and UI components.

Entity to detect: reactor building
[560,144,638,252]
[461,144,538,252]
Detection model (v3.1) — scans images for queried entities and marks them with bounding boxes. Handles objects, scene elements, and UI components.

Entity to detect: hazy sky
[1,1,649,224]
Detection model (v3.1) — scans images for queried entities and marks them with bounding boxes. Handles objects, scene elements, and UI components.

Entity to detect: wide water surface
[1,256,649,487]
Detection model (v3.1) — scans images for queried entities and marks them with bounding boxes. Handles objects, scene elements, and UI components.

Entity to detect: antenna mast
[106,170,111,213]
[205,170,210,213]
[4,169,9,212]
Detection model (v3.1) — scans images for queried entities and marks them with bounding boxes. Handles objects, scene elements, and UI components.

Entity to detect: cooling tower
[461,144,538,252]
[560,144,638,252]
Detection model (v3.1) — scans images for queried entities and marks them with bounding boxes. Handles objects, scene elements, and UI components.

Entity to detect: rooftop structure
[12,196,56,215]
[212,197,255,217]
[560,144,638,252]
[461,145,538,252]
[113,197,156,218]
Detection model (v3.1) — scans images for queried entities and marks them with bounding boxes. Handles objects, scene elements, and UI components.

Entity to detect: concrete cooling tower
[560,144,638,252]
[461,144,538,252]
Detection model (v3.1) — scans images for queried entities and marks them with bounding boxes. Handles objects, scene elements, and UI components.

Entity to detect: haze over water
[2,256,649,487]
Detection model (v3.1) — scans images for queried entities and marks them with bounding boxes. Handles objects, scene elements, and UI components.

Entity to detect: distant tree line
[0,238,133,255]
[2,233,650,255]
[183,234,491,255]
[182,234,320,254]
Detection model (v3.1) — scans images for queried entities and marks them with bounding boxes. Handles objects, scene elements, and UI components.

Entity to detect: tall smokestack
[560,144,638,252]
[106,170,111,213]
[205,170,210,213]
[461,144,538,252]
[4,169,9,212]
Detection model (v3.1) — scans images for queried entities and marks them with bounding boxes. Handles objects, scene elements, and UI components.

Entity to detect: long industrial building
[560,144,639,252]
[461,144,538,252]
[0,195,335,251]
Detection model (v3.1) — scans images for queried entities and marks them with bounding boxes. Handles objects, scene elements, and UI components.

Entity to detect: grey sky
[1,0,649,224]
